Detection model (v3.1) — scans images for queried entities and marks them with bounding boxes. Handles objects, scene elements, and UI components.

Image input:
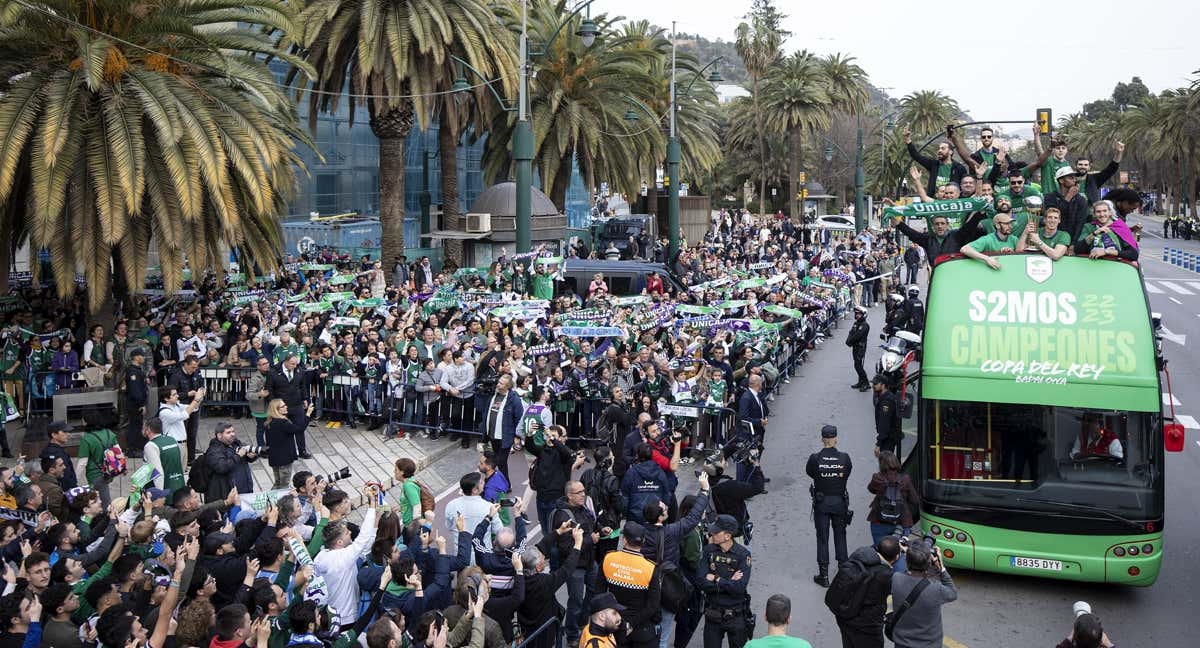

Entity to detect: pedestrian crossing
[1143,279,1200,296]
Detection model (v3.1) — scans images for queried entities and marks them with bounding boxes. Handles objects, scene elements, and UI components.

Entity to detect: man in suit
[412,327,444,362]
[737,374,769,443]
[478,374,524,480]
[167,356,204,464]
[267,354,311,459]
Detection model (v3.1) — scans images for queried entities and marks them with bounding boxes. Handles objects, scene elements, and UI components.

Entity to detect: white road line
[1163,394,1182,407]
[1188,282,1200,292]
[1170,297,1182,304]
[1159,281,1194,295]
[1145,282,1165,294]
[1176,414,1200,430]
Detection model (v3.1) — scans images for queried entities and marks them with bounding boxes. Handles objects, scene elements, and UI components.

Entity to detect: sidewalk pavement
[7,417,463,512]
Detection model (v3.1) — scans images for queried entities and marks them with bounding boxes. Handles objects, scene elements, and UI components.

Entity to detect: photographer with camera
[1057,603,1117,648]
[202,421,259,501]
[888,541,957,648]
[806,425,852,588]
[704,453,764,541]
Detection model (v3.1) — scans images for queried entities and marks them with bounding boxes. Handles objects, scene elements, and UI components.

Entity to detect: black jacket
[203,437,255,499]
[550,496,598,565]
[907,142,967,196]
[640,490,710,567]
[517,548,579,630]
[125,364,148,407]
[838,545,895,629]
[895,210,986,264]
[846,319,870,354]
[266,367,307,410]
[1084,161,1119,205]
[580,466,624,531]
[265,415,307,466]
[711,473,764,535]
[873,391,900,446]
[528,439,573,500]
[1044,191,1090,242]
[167,367,204,406]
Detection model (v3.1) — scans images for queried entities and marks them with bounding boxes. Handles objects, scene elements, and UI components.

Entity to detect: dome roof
[468,182,559,218]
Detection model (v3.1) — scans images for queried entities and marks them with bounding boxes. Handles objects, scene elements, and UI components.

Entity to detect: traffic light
[1036,108,1053,135]
[799,171,807,184]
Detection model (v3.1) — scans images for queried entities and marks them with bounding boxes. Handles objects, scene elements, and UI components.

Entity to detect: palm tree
[763,52,831,219]
[296,0,518,265]
[735,8,785,216]
[897,90,960,141]
[0,0,311,308]
[481,2,660,209]
[719,97,788,205]
[821,53,869,115]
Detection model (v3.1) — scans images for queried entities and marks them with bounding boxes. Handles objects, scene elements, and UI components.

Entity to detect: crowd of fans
[0,211,915,648]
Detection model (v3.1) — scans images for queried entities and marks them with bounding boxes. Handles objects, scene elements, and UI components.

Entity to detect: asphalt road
[410,243,1200,647]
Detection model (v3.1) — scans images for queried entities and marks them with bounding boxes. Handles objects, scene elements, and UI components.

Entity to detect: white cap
[1055,166,1082,180]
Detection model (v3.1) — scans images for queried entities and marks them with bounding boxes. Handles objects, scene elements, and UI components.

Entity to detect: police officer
[1163,214,1171,239]
[901,286,924,335]
[124,348,149,458]
[700,514,752,648]
[805,424,851,587]
[846,307,870,391]
[872,374,901,458]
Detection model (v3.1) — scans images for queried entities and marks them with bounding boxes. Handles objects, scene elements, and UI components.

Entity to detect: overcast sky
[599,0,1198,135]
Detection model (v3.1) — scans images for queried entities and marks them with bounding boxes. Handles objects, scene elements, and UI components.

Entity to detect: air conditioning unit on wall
[465,213,491,233]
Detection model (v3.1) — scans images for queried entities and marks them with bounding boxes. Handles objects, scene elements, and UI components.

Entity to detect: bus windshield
[924,400,1161,520]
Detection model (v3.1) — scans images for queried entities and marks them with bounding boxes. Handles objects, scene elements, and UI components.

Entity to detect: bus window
[928,400,1153,489]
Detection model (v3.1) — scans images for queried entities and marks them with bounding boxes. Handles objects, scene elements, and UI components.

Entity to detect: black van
[556,260,685,297]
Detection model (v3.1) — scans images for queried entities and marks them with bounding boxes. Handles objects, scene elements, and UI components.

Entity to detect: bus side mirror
[1164,421,1185,453]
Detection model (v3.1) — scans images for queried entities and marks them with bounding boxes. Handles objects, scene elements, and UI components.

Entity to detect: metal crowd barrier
[197,366,253,417]
[382,389,482,439]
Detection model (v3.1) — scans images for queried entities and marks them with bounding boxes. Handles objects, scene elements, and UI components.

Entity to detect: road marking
[1170,297,1182,304]
[944,637,970,648]
[1189,282,1200,292]
[1177,414,1199,429]
[1161,326,1187,345]
[1159,281,1194,295]
[1163,394,1181,407]
[1144,282,1165,294]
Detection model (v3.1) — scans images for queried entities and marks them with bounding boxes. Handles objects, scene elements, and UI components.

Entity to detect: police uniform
[805,425,852,586]
[873,378,901,456]
[845,310,870,389]
[124,358,148,455]
[699,515,752,648]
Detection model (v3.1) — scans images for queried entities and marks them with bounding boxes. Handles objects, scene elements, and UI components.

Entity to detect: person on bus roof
[958,209,1029,270]
[1070,416,1124,461]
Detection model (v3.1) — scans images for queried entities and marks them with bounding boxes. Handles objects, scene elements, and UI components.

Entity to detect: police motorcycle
[876,330,921,418]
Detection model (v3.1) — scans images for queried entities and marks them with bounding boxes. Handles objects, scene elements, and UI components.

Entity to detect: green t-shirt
[744,635,814,648]
[996,188,1043,220]
[1038,228,1072,248]
[79,428,118,484]
[398,480,422,524]
[1037,158,1072,196]
[935,163,953,188]
[530,273,554,301]
[980,211,1028,237]
[970,232,1020,254]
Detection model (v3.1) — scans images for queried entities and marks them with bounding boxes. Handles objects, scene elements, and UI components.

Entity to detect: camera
[243,445,267,455]
[499,498,517,507]
[317,466,351,483]
[726,435,763,465]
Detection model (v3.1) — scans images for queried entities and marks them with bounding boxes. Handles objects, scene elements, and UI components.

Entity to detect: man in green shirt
[743,594,814,648]
[143,417,186,495]
[530,264,555,301]
[961,212,1027,270]
[1024,128,1072,196]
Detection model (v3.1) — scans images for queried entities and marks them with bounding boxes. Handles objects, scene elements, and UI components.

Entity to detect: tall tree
[897,90,960,141]
[296,0,518,265]
[763,52,831,219]
[0,0,312,308]
[735,0,789,216]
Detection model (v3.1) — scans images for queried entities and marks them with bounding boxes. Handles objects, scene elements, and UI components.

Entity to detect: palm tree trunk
[549,154,572,212]
[440,120,463,265]
[788,131,800,221]
[370,102,415,265]
[753,77,766,217]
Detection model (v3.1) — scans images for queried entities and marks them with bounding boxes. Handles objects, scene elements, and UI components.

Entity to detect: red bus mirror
[1164,421,1186,453]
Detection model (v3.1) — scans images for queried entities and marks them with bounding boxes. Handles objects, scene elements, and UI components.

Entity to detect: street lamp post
[667,21,680,262]
[514,0,599,254]
[854,117,865,233]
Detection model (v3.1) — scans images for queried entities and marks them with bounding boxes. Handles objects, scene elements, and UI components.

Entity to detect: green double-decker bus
[913,253,1179,585]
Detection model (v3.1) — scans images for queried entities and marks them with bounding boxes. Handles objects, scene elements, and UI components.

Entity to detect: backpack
[414,479,436,517]
[824,558,872,619]
[875,478,904,525]
[91,429,127,478]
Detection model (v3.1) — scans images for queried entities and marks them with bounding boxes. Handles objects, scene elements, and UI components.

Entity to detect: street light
[575,18,599,46]
[824,146,834,162]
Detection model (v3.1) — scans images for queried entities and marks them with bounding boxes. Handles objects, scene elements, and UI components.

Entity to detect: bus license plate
[1011,556,1062,571]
